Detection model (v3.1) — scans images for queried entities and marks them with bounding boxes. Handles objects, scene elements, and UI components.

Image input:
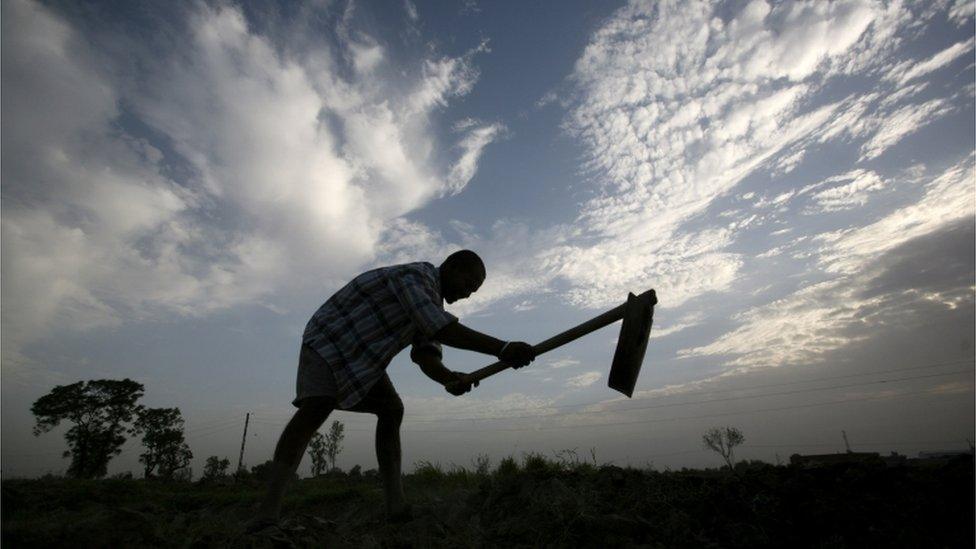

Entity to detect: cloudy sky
[2,0,973,478]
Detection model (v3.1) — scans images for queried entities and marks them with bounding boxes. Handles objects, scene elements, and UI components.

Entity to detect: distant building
[881,451,908,467]
[917,450,971,460]
[789,452,881,468]
[914,450,973,465]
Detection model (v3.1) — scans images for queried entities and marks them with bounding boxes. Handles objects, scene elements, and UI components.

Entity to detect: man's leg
[348,375,407,516]
[253,396,334,523]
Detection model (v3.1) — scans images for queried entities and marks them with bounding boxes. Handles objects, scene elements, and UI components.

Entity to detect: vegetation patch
[3,453,973,548]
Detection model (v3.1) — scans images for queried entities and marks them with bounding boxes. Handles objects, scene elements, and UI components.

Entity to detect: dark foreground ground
[3,455,973,548]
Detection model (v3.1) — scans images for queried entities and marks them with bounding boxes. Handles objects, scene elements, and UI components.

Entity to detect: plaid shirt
[302,262,458,408]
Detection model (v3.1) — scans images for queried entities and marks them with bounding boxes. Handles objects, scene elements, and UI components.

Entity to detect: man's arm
[411,348,477,396]
[434,321,535,367]
[434,321,504,355]
[412,348,459,385]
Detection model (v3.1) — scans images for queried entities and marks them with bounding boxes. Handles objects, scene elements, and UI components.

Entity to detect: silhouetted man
[248,250,535,530]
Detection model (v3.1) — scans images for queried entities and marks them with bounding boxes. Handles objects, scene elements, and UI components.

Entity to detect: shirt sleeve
[386,265,458,338]
[410,333,443,362]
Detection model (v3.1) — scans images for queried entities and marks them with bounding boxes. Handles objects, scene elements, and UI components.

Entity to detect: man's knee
[298,396,335,421]
[380,396,404,423]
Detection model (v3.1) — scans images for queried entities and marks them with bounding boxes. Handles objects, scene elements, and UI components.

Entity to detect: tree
[134,407,193,480]
[324,420,345,472]
[703,426,745,470]
[250,459,295,482]
[308,432,329,476]
[203,456,231,480]
[31,379,145,479]
[172,466,193,482]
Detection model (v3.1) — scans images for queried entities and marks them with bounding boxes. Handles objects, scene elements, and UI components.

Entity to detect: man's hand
[445,372,479,396]
[499,341,535,369]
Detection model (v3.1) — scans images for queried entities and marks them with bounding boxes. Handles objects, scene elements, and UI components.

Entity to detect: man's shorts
[293,344,339,408]
[293,344,401,412]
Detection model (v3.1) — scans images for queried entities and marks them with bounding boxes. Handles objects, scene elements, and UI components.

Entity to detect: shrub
[472,453,491,476]
[248,460,297,483]
[734,459,771,472]
[523,452,557,475]
[495,455,520,476]
[553,448,581,468]
[323,467,346,479]
[172,467,193,482]
[202,456,231,480]
[413,460,444,482]
[446,463,471,483]
[250,460,273,482]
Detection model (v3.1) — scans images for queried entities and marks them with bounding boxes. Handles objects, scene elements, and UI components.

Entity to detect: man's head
[439,250,486,304]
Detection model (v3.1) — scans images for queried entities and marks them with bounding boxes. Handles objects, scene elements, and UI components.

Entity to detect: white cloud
[859,99,952,160]
[890,39,974,84]
[708,0,876,82]
[548,0,879,309]
[1,0,202,354]
[929,381,974,395]
[826,1,914,77]
[565,371,602,388]
[770,148,807,176]
[402,393,558,421]
[447,123,506,194]
[877,81,929,109]
[0,1,501,357]
[447,0,953,318]
[679,278,872,368]
[812,92,880,144]
[547,358,581,369]
[381,3,961,325]
[816,155,974,275]
[949,0,976,25]
[535,91,558,108]
[806,170,887,212]
[680,155,975,369]
[404,0,419,22]
[652,313,705,338]
[348,39,385,75]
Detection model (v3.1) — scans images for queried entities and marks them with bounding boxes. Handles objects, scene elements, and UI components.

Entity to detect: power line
[182,415,243,432]
[225,359,975,423]
[744,439,968,449]
[397,385,969,433]
[5,361,971,457]
[183,418,247,436]
[399,368,973,423]
[183,424,246,440]
[400,358,976,420]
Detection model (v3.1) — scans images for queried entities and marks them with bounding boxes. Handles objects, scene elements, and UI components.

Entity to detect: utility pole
[237,412,251,472]
[842,430,852,453]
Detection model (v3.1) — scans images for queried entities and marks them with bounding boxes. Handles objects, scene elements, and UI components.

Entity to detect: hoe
[466,289,657,397]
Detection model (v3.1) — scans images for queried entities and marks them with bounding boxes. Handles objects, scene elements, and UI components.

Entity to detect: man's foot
[243,515,280,534]
[387,503,413,523]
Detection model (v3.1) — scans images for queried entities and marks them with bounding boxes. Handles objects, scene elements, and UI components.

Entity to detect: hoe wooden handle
[465,289,656,384]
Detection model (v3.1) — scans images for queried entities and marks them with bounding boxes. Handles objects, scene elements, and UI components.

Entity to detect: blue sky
[2,0,974,478]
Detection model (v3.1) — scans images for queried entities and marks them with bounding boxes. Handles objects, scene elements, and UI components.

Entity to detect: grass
[2,453,973,548]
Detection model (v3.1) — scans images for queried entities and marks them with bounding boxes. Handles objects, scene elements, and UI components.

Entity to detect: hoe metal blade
[608,290,656,397]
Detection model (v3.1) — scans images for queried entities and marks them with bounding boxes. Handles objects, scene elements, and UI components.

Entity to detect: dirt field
[2,455,972,548]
